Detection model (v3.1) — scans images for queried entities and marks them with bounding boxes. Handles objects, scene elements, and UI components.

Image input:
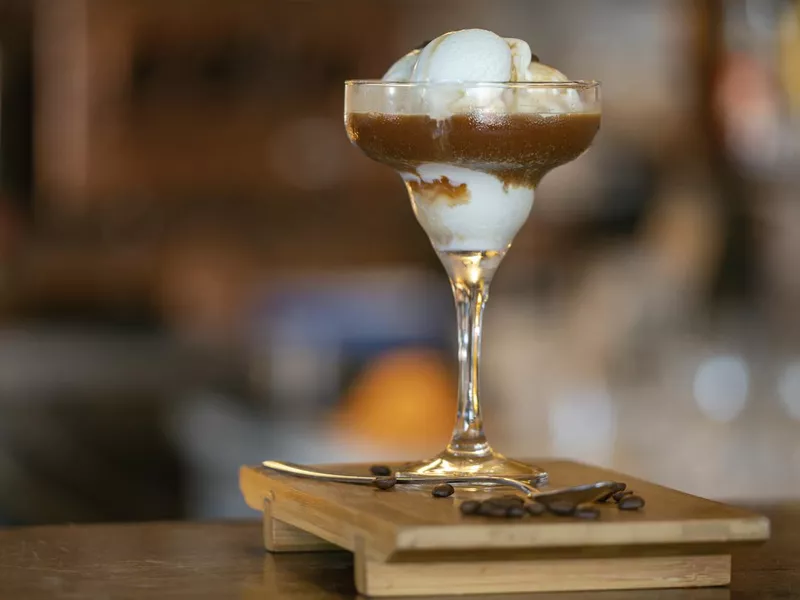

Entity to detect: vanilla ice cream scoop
[383,49,422,82]
[411,29,512,117]
[379,29,575,116]
[505,38,533,81]
[411,29,512,82]
[381,30,569,85]
[526,61,570,82]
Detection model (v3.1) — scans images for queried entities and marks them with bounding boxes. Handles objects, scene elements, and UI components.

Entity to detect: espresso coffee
[346,112,600,189]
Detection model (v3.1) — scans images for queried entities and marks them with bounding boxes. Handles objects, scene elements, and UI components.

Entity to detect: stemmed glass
[345,81,601,481]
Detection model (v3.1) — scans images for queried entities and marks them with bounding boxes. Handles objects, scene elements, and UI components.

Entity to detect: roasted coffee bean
[506,505,526,518]
[369,465,392,476]
[618,495,645,511]
[524,501,546,516]
[531,53,540,63]
[460,500,481,515]
[484,497,523,509]
[500,494,525,505]
[432,483,455,498]
[373,476,396,490]
[596,482,627,503]
[546,500,576,516]
[574,504,601,520]
[612,490,634,503]
[477,502,508,518]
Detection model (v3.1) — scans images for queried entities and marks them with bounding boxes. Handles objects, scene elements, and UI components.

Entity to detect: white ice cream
[410,29,512,82]
[376,29,580,252]
[382,48,421,81]
[381,29,577,115]
[402,165,534,252]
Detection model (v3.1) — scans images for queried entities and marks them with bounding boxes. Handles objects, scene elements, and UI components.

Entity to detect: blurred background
[0,0,799,525]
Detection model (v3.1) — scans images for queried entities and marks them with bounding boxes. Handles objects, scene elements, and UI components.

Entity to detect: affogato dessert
[344,29,601,479]
[346,29,600,253]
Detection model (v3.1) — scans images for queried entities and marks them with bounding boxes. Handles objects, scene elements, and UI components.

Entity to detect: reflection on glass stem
[403,249,547,480]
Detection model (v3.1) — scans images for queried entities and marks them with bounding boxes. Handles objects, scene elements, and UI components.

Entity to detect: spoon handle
[262,461,617,503]
[262,461,376,485]
[262,461,541,496]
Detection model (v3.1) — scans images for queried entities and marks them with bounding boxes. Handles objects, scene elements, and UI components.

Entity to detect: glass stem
[439,251,504,458]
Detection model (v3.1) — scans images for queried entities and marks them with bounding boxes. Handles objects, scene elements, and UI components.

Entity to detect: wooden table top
[0,506,798,599]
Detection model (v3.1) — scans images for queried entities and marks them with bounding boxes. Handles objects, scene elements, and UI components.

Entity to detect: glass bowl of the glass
[344,81,601,481]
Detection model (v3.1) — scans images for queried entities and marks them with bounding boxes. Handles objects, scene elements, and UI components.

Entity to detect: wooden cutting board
[239,459,769,597]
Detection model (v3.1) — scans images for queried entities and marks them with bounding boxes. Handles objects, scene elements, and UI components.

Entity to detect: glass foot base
[401,452,548,485]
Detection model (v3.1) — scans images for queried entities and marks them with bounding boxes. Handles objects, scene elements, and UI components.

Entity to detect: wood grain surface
[0,507,797,599]
[356,553,731,596]
[240,460,770,556]
[264,496,340,553]
[240,460,769,595]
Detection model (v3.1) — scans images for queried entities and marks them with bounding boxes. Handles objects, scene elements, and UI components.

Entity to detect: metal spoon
[262,460,616,504]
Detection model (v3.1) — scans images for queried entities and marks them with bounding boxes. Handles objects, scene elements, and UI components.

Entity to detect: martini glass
[345,81,601,481]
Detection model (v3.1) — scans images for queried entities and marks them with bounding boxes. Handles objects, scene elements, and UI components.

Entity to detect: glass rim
[345,79,600,89]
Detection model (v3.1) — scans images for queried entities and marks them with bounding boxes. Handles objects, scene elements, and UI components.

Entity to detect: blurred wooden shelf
[35,0,398,213]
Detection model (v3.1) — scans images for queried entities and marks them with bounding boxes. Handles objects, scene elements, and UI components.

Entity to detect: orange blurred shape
[332,348,455,449]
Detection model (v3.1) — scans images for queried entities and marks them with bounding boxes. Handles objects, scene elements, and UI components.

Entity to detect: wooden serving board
[239,460,769,597]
